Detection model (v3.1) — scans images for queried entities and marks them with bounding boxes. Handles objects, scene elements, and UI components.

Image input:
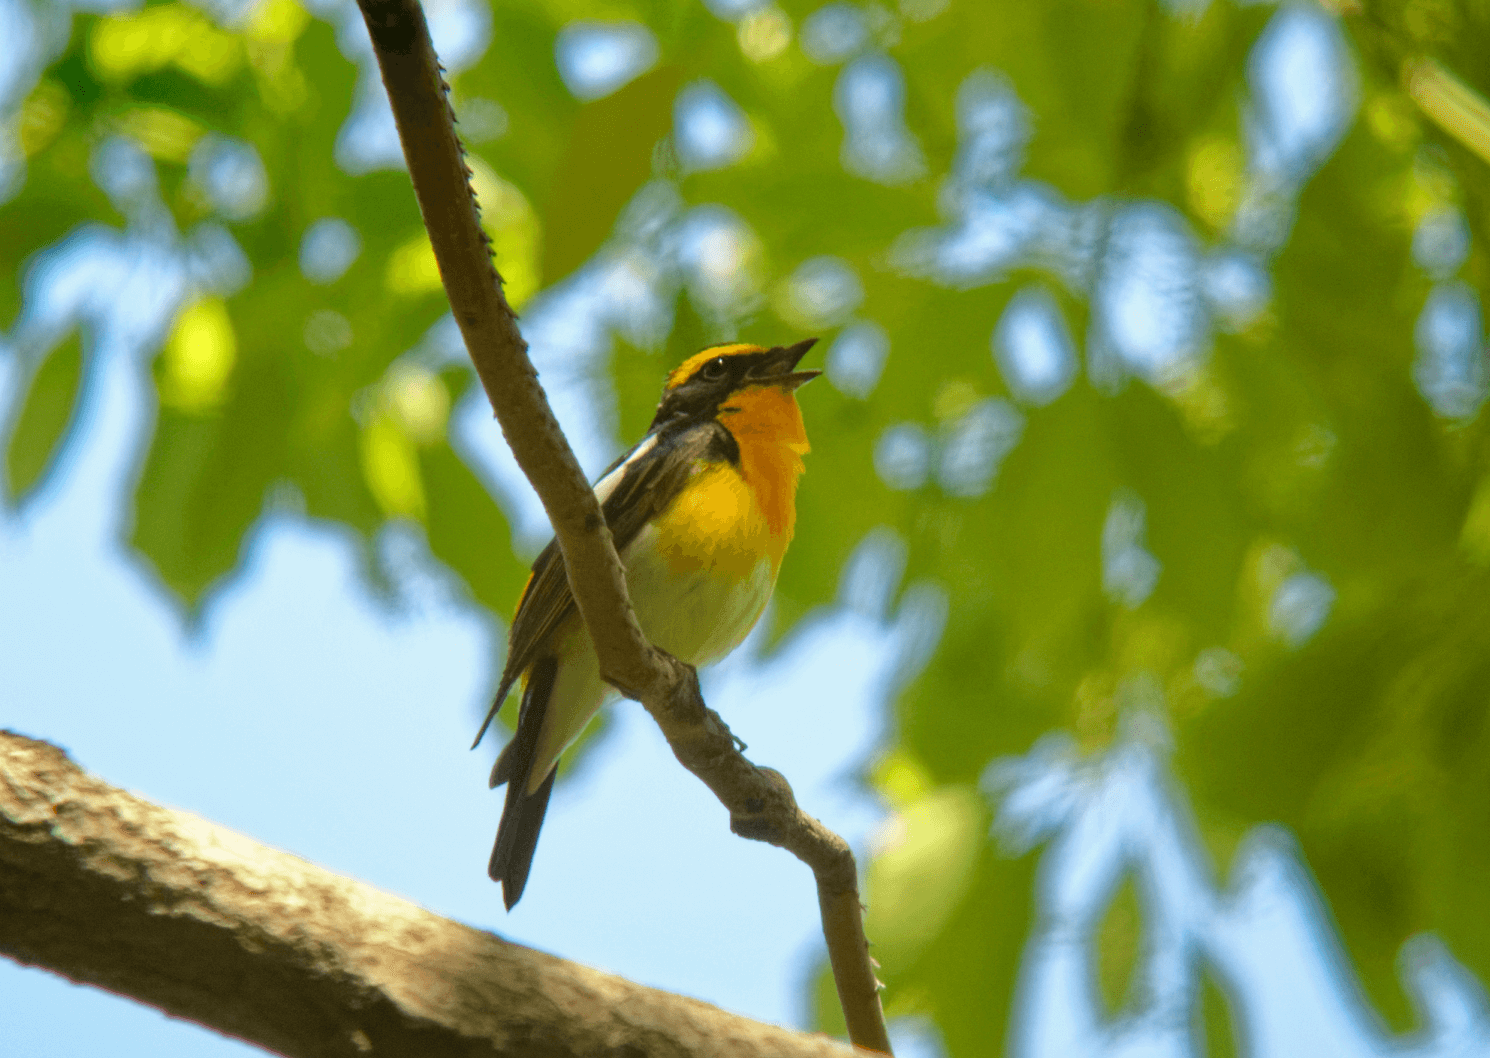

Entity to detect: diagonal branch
[352,0,891,1052]
[0,730,855,1058]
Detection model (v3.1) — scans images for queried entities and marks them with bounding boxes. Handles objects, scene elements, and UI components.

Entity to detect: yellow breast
[651,462,784,576]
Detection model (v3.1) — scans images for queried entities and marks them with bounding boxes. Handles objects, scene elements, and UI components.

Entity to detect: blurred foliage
[4,332,83,502]
[4,0,1490,1052]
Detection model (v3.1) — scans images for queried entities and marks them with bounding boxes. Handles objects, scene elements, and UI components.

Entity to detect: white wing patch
[593,432,659,507]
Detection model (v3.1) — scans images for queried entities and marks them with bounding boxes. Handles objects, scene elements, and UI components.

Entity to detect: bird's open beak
[757,337,821,390]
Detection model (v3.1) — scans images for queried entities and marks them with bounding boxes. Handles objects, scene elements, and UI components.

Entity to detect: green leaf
[540,65,683,285]
[4,333,86,505]
[1095,873,1142,1014]
[882,843,1038,1058]
[131,376,290,606]
[863,785,984,971]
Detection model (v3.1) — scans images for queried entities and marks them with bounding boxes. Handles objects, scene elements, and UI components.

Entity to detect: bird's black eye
[700,356,728,381]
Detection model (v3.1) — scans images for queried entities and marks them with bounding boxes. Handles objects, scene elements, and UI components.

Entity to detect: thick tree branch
[0,730,856,1058]
[353,0,890,1051]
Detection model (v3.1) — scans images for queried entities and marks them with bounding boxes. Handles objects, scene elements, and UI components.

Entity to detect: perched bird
[473,339,820,909]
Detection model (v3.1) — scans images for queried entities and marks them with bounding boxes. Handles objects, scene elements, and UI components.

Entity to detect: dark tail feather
[488,655,558,909]
[490,742,513,788]
[489,768,556,909]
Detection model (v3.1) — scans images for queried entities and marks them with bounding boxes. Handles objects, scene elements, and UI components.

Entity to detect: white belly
[625,524,777,668]
[525,527,776,790]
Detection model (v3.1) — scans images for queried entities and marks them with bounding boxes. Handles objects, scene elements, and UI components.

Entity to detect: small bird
[473,339,820,909]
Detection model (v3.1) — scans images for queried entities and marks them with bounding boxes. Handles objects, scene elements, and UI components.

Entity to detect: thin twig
[353,0,891,1051]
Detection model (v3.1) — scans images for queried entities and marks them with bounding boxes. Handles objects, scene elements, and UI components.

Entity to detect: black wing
[470,418,737,748]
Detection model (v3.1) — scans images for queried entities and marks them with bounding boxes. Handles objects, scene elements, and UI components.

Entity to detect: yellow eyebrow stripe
[666,344,767,389]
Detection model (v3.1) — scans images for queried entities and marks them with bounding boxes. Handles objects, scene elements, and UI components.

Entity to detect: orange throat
[719,385,811,546]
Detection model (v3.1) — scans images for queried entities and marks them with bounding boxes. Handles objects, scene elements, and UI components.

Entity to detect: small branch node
[730,816,780,843]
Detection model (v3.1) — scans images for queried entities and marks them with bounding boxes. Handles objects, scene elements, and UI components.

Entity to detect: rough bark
[0,730,857,1058]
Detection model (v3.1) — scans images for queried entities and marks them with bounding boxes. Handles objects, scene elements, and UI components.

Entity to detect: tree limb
[353,0,891,1051]
[0,730,857,1058]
